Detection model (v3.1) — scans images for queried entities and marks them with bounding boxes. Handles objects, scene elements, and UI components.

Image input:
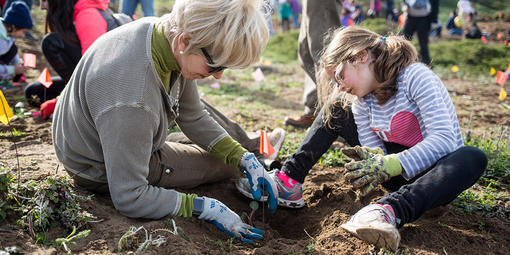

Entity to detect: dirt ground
[1,30,510,255]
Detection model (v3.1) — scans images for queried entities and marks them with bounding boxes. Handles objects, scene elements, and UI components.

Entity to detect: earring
[179,51,184,55]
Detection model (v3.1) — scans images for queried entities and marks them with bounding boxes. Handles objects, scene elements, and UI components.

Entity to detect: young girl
[0,1,32,82]
[237,26,487,250]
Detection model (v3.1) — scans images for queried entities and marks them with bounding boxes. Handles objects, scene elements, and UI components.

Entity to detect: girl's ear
[360,50,369,64]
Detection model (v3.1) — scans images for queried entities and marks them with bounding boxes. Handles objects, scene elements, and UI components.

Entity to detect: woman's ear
[177,33,192,52]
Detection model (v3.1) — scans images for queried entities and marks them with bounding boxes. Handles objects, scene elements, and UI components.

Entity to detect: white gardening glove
[239,152,278,213]
[198,197,264,243]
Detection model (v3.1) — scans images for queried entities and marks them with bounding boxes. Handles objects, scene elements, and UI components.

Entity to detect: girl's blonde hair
[316,26,418,128]
[160,0,270,69]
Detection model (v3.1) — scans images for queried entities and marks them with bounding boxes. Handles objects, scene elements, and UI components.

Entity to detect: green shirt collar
[151,23,180,92]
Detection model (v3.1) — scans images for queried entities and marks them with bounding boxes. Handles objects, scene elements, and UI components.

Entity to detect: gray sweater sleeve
[175,77,228,151]
[95,105,182,219]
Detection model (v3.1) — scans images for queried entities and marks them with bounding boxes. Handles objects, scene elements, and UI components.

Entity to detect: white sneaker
[341,204,401,251]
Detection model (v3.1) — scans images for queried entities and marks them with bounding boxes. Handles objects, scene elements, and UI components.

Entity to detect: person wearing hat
[1,0,37,40]
[0,1,33,81]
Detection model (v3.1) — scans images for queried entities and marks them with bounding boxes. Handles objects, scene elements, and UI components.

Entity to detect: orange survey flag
[496,71,508,86]
[259,130,275,159]
[37,68,53,88]
[0,90,13,125]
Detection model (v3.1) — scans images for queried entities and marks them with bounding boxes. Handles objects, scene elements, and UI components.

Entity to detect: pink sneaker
[235,169,305,208]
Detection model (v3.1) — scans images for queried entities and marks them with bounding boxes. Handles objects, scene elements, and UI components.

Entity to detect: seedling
[55,226,91,254]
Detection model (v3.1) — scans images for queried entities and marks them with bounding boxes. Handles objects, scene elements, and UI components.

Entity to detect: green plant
[55,226,91,254]
[0,173,96,243]
[464,130,510,185]
[318,148,347,167]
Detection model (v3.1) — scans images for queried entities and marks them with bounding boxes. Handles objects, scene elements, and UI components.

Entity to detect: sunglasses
[201,48,227,74]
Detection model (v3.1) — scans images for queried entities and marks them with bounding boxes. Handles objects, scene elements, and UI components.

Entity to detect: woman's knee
[41,33,64,55]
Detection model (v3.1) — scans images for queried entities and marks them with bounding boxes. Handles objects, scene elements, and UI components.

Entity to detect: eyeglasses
[201,48,227,74]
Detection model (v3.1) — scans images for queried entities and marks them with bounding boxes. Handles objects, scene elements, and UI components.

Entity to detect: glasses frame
[333,63,345,86]
[200,48,227,74]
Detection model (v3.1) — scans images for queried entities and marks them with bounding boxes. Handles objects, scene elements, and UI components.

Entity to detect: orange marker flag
[259,130,275,159]
[500,87,507,101]
[0,90,14,125]
[37,68,53,88]
[481,36,488,44]
[496,71,508,86]
[23,53,36,68]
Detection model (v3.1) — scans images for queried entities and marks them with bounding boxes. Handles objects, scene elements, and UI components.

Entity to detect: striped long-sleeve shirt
[352,63,463,179]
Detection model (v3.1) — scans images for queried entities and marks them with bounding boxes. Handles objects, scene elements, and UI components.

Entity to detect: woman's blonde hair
[160,0,270,69]
[316,26,418,128]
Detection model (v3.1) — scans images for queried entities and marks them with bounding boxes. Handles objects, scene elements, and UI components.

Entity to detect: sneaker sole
[235,180,305,208]
[342,224,400,251]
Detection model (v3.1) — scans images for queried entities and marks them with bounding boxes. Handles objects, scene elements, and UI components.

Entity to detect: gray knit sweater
[52,17,228,219]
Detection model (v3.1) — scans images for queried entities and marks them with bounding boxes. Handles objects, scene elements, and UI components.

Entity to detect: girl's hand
[341,145,384,162]
[344,154,402,196]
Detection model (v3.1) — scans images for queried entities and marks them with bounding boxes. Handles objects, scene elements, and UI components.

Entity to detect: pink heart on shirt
[371,111,423,147]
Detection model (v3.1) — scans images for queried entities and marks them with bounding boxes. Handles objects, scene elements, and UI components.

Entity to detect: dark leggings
[24,76,67,106]
[379,145,487,227]
[24,32,82,106]
[283,105,487,227]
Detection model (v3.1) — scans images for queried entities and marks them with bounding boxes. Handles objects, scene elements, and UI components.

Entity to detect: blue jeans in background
[120,0,154,17]
[292,12,300,29]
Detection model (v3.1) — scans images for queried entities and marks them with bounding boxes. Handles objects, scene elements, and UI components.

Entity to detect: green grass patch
[430,40,510,75]
[360,18,401,35]
[464,131,510,186]
[262,31,299,64]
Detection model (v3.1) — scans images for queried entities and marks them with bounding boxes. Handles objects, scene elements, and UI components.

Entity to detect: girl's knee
[459,146,488,177]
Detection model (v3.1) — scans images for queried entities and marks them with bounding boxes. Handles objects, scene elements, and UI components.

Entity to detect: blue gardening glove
[198,197,264,243]
[344,154,402,196]
[239,152,278,213]
[341,145,384,162]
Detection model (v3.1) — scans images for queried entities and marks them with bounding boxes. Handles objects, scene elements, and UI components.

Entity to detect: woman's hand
[198,197,264,243]
[239,152,279,213]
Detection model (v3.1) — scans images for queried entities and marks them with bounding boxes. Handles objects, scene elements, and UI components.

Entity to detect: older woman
[52,0,277,242]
